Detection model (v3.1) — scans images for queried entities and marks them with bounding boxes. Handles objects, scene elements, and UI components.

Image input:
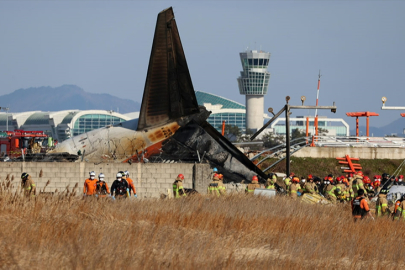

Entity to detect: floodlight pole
[285,104,291,175]
[250,96,337,176]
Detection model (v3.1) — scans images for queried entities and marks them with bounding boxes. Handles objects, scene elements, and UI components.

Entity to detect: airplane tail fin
[137,7,200,131]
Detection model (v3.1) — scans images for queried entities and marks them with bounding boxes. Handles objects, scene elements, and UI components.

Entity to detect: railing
[311,136,405,148]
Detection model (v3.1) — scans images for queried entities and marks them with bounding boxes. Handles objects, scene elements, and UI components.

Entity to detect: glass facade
[237,50,271,95]
[72,114,127,136]
[208,112,246,132]
[273,120,348,136]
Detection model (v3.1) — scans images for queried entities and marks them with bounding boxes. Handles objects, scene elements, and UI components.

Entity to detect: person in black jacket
[110,173,129,199]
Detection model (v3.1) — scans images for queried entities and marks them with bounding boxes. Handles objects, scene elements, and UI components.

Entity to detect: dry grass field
[1,179,405,269]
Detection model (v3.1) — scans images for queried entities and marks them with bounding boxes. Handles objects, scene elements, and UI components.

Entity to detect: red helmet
[252,175,258,182]
[218,174,224,180]
[372,181,380,188]
[290,172,295,177]
[349,173,354,178]
[308,174,313,180]
[292,177,300,183]
[356,171,363,176]
[363,176,371,184]
[177,174,184,180]
[400,175,404,180]
[342,178,349,184]
[336,177,341,182]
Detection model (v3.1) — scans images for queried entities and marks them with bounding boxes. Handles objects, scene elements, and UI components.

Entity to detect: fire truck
[0,130,50,159]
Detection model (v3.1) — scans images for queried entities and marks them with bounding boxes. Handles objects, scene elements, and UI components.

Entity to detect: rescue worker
[381,173,390,185]
[335,177,346,202]
[111,173,129,199]
[314,176,322,194]
[217,174,227,195]
[284,172,294,192]
[393,194,405,220]
[289,176,300,199]
[83,171,98,196]
[352,171,367,197]
[123,171,137,198]
[21,172,36,197]
[362,176,373,194]
[372,176,382,195]
[304,175,316,194]
[173,174,187,198]
[210,167,219,180]
[342,176,353,201]
[300,178,306,192]
[376,188,390,217]
[324,176,337,203]
[95,173,110,198]
[245,175,261,194]
[397,175,404,186]
[265,173,277,190]
[351,189,373,221]
[208,173,226,196]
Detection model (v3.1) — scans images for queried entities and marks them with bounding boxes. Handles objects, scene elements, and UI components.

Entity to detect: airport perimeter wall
[0,162,215,198]
[293,147,405,159]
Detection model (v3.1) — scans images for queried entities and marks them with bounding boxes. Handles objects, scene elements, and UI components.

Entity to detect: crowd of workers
[17,167,405,221]
[82,171,137,198]
[279,171,405,220]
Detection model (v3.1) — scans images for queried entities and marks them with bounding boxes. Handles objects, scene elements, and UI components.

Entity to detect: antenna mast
[313,70,322,136]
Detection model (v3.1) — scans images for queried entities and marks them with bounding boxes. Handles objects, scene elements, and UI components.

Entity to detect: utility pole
[251,96,336,176]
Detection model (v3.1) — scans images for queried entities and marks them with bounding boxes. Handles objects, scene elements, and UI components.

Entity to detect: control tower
[237,50,271,132]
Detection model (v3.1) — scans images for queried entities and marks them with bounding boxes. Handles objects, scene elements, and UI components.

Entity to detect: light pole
[0,107,10,131]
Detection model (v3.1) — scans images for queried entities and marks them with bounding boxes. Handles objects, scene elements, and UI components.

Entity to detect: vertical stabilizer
[137,7,199,131]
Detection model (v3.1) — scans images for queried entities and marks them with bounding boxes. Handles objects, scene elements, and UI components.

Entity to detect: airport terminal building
[0,110,134,142]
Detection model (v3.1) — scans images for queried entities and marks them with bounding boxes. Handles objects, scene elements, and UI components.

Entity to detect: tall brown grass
[0,178,404,269]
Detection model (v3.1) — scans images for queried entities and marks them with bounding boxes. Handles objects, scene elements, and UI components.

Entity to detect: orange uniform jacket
[351,196,370,219]
[83,178,98,195]
[126,177,137,195]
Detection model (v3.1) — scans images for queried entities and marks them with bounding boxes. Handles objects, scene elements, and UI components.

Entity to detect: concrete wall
[0,162,213,198]
[294,147,405,159]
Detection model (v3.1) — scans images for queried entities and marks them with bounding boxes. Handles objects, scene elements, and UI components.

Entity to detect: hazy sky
[1,1,404,127]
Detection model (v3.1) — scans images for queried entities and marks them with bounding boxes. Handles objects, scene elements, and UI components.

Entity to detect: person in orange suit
[83,171,98,196]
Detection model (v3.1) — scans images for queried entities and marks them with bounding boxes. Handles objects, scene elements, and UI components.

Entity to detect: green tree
[218,124,241,142]
[262,132,284,148]
[291,128,306,140]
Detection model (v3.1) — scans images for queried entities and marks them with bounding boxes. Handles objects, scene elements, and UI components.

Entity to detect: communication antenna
[313,70,322,134]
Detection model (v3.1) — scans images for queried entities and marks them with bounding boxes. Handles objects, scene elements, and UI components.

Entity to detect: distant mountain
[0,85,140,113]
[350,117,405,137]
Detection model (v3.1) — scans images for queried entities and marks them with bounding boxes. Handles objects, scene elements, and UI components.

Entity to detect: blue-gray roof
[195,91,245,109]
[24,112,49,125]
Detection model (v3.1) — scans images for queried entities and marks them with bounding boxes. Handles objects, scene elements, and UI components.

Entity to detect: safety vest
[246,183,260,193]
[326,185,337,198]
[173,180,186,198]
[208,181,220,196]
[352,197,367,218]
[376,196,389,217]
[96,181,108,195]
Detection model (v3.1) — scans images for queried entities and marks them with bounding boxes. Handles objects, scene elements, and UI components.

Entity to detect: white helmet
[99,173,105,180]
[116,173,122,178]
[89,171,96,176]
[124,170,129,176]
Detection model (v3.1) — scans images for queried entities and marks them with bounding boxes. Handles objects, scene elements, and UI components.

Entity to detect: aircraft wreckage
[50,7,283,190]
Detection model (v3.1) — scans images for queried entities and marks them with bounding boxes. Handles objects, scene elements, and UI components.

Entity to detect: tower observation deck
[237,50,271,132]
